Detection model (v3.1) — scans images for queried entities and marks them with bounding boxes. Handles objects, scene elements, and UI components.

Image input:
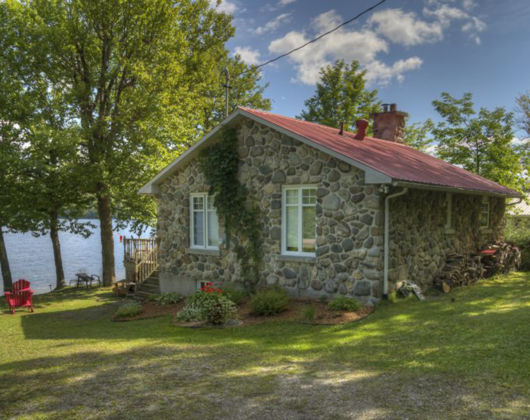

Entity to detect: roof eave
[393,180,522,198]
[138,107,392,195]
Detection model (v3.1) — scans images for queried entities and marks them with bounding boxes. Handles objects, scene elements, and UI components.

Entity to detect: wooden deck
[123,238,158,290]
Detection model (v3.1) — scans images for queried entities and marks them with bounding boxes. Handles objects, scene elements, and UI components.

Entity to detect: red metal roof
[239,107,520,197]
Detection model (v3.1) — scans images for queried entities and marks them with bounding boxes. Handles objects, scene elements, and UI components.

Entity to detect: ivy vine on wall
[199,127,262,290]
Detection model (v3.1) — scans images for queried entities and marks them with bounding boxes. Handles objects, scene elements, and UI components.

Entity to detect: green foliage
[250,287,290,316]
[155,292,184,305]
[432,92,527,193]
[222,287,247,306]
[300,305,316,323]
[298,60,380,133]
[403,119,434,152]
[4,0,270,285]
[199,128,263,289]
[328,296,362,312]
[115,302,143,318]
[505,216,530,271]
[175,305,203,322]
[516,92,530,137]
[388,291,397,303]
[177,290,237,325]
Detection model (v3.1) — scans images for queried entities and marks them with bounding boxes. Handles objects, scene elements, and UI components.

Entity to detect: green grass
[1,273,529,419]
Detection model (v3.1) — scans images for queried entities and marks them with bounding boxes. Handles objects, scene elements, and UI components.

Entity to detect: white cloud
[209,0,237,15]
[234,46,261,65]
[461,16,486,44]
[312,10,342,32]
[255,13,292,35]
[365,57,423,85]
[279,0,296,5]
[368,9,443,46]
[369,3,487,46]
[268,15,419,86]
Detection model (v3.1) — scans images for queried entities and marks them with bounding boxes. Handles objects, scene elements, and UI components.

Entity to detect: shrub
[505,215,530,271]
[300,305,316,323]
[115,302,143,318]
[222,287,247,305]
[250,286,290,316]
[175,305,203,322]
[156,292,184,305]
[176,290,237,325]
[328,296,361,312]
[201,294,237,324]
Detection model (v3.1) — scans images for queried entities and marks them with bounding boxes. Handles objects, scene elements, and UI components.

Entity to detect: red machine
[4,279,34,314]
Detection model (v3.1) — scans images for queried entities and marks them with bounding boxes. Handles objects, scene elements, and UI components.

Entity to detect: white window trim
[445,192,454,232]
[480,196,490,229]
[190,193,219,250]
[281,185,317,257]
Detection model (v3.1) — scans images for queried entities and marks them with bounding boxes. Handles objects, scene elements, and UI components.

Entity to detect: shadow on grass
[1,273,528,418]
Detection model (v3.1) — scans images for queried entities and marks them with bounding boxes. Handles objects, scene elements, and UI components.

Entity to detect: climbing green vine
[199,128,262,290]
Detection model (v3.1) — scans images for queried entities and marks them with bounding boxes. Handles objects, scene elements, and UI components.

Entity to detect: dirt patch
[114,298,373,326]
[112,301,185,322]
[172,298,373,328]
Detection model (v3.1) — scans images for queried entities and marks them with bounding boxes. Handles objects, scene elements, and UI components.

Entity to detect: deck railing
[123,238,158,287]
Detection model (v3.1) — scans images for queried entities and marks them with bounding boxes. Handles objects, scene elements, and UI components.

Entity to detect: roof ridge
[238,106,357,135]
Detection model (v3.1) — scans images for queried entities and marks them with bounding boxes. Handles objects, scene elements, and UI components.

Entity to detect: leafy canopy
[298,60,380,131]
[432,92,527,193]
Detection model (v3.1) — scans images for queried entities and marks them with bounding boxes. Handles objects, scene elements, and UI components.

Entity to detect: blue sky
[210,0,530,134]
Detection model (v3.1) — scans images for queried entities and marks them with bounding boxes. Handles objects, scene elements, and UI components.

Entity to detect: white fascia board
[138,108,392,195]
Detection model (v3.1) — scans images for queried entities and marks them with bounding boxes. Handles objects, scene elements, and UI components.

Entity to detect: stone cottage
[140,105,521,303]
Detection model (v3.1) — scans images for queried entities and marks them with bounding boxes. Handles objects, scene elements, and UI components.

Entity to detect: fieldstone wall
[156,119,384,303]
[155,118,506,300]
[388,189,505,289]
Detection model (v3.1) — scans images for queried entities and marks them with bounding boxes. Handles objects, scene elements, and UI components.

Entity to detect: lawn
[1,273,529,419]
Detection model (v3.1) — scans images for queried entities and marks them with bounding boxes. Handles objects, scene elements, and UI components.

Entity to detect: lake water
[1,219,152,294]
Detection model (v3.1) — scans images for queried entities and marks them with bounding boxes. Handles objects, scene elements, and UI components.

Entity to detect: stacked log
[480,242,521,277]
[434,242,521,293]
[433,254,482,293]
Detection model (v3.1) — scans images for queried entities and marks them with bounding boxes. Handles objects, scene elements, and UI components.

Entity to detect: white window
[190,193,219,249]
[282,186,317,256]
[445,192,453,230]
[480,196,490,228]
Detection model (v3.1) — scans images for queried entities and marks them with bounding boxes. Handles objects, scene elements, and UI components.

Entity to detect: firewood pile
[480,242,521,276]
[433,254,482,293]
[434,242,521,293]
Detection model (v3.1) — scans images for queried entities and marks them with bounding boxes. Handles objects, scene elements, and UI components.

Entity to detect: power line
[251,0,387,71]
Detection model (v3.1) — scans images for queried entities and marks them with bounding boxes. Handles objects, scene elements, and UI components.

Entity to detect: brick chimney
[371,103,408,143]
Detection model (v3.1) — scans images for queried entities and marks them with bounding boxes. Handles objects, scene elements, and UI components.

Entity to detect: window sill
[186,248,220,257]
[278,254,316,263]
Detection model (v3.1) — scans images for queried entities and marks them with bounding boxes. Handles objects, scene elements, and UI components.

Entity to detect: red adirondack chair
[4,279,34,314]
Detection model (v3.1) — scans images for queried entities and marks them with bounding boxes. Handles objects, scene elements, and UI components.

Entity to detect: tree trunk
[0,227,13,291]
[50,212,66,289]
[97,191,115,286]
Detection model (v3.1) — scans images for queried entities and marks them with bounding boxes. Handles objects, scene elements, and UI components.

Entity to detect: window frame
[189,193,219,250]
[281,185,318,257]
[445,192,454,232]
[480,196,490,229]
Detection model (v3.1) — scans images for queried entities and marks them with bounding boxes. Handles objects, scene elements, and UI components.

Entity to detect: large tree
[7,0,270,285]
[403,119,434,152]
[298,60,380,131]
[432,92,527,192]
[24,120,92,289]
